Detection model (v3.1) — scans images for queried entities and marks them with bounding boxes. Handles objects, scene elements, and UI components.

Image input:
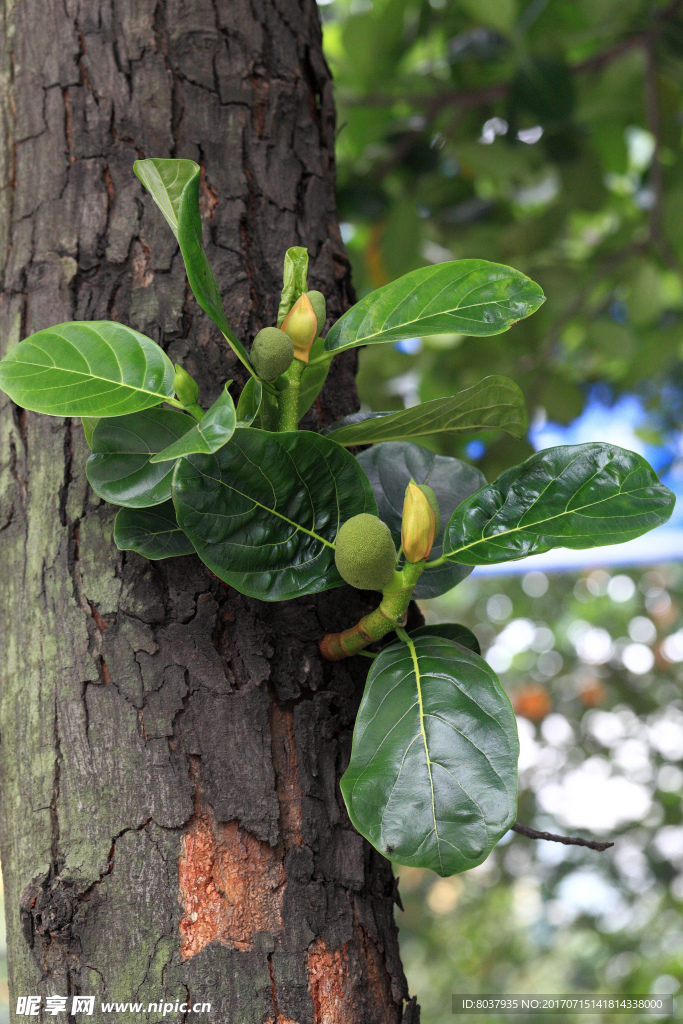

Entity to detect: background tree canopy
[323,0,683,481]
[315,1,683,1021]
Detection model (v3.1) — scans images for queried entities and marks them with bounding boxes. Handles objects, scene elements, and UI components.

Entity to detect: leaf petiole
[221,330,258,380]
[424,554,446,568]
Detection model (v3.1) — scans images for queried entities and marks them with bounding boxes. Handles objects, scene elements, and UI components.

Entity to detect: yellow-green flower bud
[306,290,326,335]
[281,293,318,363]
[335,513,397,591]
[401,480,436,562]
[250,327,294,382]
[417,483,440,535]
[174,364,199,408]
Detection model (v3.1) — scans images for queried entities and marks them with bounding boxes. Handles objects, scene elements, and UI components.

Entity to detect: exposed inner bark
[0,1,418,1020]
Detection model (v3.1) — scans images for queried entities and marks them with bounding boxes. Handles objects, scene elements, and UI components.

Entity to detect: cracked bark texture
[0,2,419,1021]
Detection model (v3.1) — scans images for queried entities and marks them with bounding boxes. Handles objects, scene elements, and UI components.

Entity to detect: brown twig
[512,822,614,852]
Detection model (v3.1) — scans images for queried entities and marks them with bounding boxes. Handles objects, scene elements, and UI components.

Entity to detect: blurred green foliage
[321,1,683,1019]
[322,0,683,479]
[397,565,683,1022]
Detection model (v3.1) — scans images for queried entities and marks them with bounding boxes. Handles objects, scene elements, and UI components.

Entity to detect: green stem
[185,403,204,421]
[425,554,447,568]
[277,359,305,431]
[165,397,204,420]
[319,561,425,660]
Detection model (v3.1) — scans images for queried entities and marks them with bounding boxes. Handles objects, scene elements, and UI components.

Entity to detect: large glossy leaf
[323,260,545,353]
[134,158,253,375]
[357,442,485,598]
[341,635,519,876]
[0,321,175,417]
[409,623,481,655]
[277,246,309,326]
[173,428,377,600]
[87,408,194,507]
[443,443,676,565]
[151,385,236,462]
[114,501,195,560]
[325,376,526,445]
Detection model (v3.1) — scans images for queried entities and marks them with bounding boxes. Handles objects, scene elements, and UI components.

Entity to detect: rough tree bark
[0,2,419,1021]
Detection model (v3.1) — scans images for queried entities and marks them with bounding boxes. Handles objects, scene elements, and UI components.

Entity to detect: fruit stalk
[319,561,425,660]
[277,359,305,431]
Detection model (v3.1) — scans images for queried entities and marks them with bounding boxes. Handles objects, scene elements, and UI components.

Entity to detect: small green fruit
[417,483,441,534]
[335,513,397,591]
[307,290,326,335]
[250,327,294,381]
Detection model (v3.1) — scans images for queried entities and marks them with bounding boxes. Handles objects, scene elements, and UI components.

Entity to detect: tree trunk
[0,2,418,1021]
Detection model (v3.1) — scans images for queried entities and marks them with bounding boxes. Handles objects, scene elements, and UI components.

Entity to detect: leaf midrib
[5,346,170,400]
[184,461,336,550]
[405,633,444,874]
[443,461,656,558]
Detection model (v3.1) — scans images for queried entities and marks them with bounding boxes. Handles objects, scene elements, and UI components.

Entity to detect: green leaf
[150,384,236,462]
[134,158,253,375]
[357,442,485,598]
[82,417,99,448]
[298,338,331,419]
[86,408,194,507]
[409,623,481,655]
[340,635,519,876]
[133,158,192,238]
[325,376,527,445]
[114,501,195,560]
[236,377,262,426]
[323,260,545,353]
[172,428,377,601]
[443,443,676,565]
[256,388,280,431]
[277,246,309,326]
[0,321,175,417]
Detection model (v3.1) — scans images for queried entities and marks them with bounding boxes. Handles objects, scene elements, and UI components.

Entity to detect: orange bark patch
[270,704,304,847]
[308,939,350,1024]
[131,240,153,288]
[178,809,285,959]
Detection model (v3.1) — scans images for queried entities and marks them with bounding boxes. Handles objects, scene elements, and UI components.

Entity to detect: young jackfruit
[306,290,326,335]
[334,513,397,591]
[416,483,441,534]
[250,327,294,381]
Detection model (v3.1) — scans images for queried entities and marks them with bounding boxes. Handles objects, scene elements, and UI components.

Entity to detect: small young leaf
[134,158,253,375]
[325,376,527,445]
[277,246,309,326]
[256,388,280,431]
[0,321,175,417]
[340,635,519,876]
[443,443,676,565]
[150,384,236,462]
[86,408,194,507]
[82,418,100,448]
[114,501,195,560]
[172,428,377,600]
[409,623,481,655]
[236,377,262,426]
[323,259,545,353]
[357,442,485,598]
